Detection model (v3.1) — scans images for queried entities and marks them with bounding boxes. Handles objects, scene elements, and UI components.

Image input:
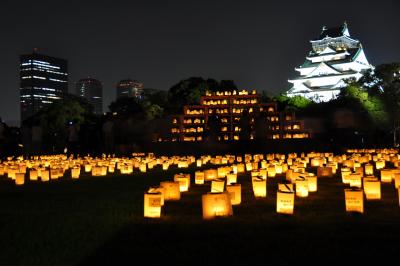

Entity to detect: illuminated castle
[170,90,310,142]
[287,22,373,102]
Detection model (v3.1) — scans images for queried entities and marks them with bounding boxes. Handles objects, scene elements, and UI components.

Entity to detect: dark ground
[0,162,399,266]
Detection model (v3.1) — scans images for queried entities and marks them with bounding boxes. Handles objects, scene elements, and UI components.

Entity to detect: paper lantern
[202,192,233,219]
[267,166,276,178]
[226,183,241,205]
[364,164,374,175]
[237,164,245,173]
[252,177,267,198]
[226,173,237,185]
[363,178,381,200]
[84,164,92,173]
[29,170,38,181]
[211,178,225,193]
[92,166,102,177]
[278,183,294,192]
[245,163,253,172]
[380,169,393,183]
[275,165,283,174]
[345,188,364,213]
[174,173,190,192]
[41,170,50,182]
[15,173,25,185]
[204,169,218,181]
[160,181,181,201]
[196,159,202,167]
[341,168,351,184]
[162,162,169,171]
[277,191,295,215]
[195,171,205,185]
[295,177,308,197]
[349,173,362,188]
[317,167,333,177]
[139,163,147,172]
[394,173,400,189]
[148,187,165,206]
[375,160,385,170]
[310,158,321,167]
[71,167,80,179]
[307,175,318,192]
[144,191,162,218]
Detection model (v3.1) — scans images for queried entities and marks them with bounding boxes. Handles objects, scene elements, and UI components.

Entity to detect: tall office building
[116,79,144,99]
[76,78,103,115]
[20,51,68,122]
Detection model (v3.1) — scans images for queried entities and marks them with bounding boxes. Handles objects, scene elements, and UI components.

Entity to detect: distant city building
[76,78,103,115]
[287,22,373,102]
[169,90,309,142]
[20,50,68,122]
[116,79,144,99]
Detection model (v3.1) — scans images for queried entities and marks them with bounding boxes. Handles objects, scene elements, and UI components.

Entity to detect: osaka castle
[287,22,373,102]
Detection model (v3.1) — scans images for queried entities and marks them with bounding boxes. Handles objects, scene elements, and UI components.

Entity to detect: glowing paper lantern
[237,164,245,173]
[380,169,393,183]
[144,191,162,218]
[226,173,237,185]
[202,192,233,219]
[211,178,225,193]
[317,166,333,177]
[148,187,165,206]
[267,166,276,178]
[41,170,50,182]
[196,159,202,167]
[364,164,374,176]
[162,162,169,171]
[363,178,381,200]
[195,171,205,185]
[307,175,318,192]
[160,181,181,201]
[204,169,218,181]
[15,173,25,185]
[394,173,400,189]
[295,177,308,197]
[349,173,362,188]
[139,163,147,172]
[29,170,38,181]
[277,190,295,215]
[174,173,190,192]
[252,177,267,198]
[71,167,80,179]
[375,160,385,170]
[345,188,364,214]
[226,183,241,205]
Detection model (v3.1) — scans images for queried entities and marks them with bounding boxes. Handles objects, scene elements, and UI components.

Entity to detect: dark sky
[1,0,399,125]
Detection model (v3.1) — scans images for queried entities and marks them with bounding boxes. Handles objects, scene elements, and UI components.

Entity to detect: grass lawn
[0,163,399,265]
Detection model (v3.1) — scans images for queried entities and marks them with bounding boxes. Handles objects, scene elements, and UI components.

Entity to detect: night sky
[1,0,399,125]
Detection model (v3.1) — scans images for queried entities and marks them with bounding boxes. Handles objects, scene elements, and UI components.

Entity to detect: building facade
[116,79,144,99]
[170,90,309,142]
[20,51,68,122]
[287,22,373,102]
[76,78,103,115]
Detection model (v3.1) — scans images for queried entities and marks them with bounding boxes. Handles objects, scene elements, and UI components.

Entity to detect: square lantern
[267,166,276,178]
[29,169,38,181]
[252,177,267,198]
[202,192,233,219]
[349,173,362,188]
[144,191,162,218]
[307,175,318,192]
[71,167,80,179]
[15,173,25,185]
[364,164,374,176]
[204,169,218,181]
[211,178,225,193]
[174,173,190,192]
[295,177,308,197]
[363,178,381,200]
[277,190,295,215]
[226,173,237,185]
[380,169,393,183]
[317,166,333,178]
[195,171,205,185]
[160,181,181,201]
[41,170,50,182]
[226,183,241,205]
[345,188,364,214]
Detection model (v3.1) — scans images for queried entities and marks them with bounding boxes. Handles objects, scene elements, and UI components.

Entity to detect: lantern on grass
[195,171,205,185]
[295,177,308,197]
[41,170,50,182]
[91,166,102,177]
[204,169,218,181]
[363,178,381,200]
[174,173,190,192]
[345,188,364,213]
[380,169,393,183]
[364,164,374,175]
[277,190,295,215]
[202,192,233,219]
[252,177,267,198]
[29,170,38,181]
[349,173,362,188]
[144,191,162,218]
[71,167,80,179]
[226,183,241,205]
[211,178,225,193]
[317,166,333,177]
[267,166,276,177]
[307,175,318,192]
[160,181,181,201]
[226,173,237,185]
[15,173,25,185]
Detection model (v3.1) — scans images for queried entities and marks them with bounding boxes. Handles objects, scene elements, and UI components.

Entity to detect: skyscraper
[287,22,373,102]
[20,51,68,123]
[76,78,103,115]
[116,79,144,99]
